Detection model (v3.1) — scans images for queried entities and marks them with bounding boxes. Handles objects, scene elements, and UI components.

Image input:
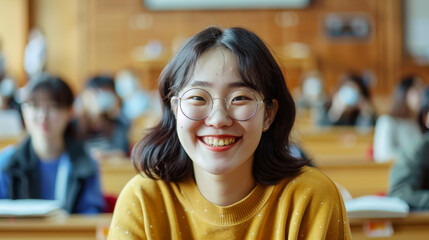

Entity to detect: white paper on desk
[0,199,62,217]
[345,195,409,219]
[0,110,23,138]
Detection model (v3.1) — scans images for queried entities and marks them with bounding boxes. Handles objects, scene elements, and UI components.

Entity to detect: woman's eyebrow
[190,81,248,88]
[190,80,211,87]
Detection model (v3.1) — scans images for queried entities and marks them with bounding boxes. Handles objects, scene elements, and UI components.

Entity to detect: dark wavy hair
[132,26,308,185]
[389,75,421,119]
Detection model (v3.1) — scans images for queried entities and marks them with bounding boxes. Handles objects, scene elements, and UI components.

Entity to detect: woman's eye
[232,96,251,102]
[184,95,208,105]
[190,96,206,101]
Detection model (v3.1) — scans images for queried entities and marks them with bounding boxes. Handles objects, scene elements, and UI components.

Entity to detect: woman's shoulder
[296,166,336,185]
[278,166,340,199]
[119,174,171,199]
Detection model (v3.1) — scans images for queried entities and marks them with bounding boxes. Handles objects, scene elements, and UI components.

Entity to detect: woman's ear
[170,97,178,118]
[263,99,278,131]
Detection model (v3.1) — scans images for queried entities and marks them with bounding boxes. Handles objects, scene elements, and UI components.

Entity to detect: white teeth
[203,137,237,147]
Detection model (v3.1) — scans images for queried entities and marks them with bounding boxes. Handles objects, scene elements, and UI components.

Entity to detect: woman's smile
[199,135,241,152]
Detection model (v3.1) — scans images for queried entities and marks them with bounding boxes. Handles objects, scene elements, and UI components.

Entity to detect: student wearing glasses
[108,27,351,239]
[0,75,104,214]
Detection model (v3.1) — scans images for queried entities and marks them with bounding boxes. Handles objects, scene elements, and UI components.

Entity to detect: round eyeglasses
[174,88,266,121]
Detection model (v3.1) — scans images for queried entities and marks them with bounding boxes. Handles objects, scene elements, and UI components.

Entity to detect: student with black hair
[74,75,130,161]
[321,73,377,127]
[0,75,104,214]
[389,86,429,210]
[108,27,351,239]
[373,76,424,162]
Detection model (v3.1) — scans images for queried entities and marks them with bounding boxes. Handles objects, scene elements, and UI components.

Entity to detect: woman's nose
[34,107,49,121]
[204,99,233,128]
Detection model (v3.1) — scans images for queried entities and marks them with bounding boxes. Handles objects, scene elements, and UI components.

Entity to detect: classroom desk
[293,126,375,165]
[0,134,25,151]
[349,212,429,240]
[1,212,429,239]
[0,213,112,240]
[99,158,137,195]
[318,161,393,197]
[98,156,392,198]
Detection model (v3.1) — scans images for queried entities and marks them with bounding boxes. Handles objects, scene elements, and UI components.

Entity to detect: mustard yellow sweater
[108,166,351,239]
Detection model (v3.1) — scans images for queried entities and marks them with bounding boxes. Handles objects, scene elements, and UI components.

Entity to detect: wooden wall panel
[0,0,28,85]
[31,0,85,92]
[78,0,391,94]
[30,0,427,96]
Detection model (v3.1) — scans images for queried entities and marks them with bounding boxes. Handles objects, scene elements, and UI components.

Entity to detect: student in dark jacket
[389,86,429,210]
[0,75,104,214]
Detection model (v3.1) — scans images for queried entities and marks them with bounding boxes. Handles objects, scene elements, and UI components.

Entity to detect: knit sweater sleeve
[285,167,352,239]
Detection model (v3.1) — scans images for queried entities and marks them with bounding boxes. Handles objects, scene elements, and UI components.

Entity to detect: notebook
[345,195,409,219]
[0,199,65,218]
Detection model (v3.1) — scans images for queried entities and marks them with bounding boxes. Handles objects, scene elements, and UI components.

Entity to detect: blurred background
[0,0,428,102]
[1,1,429,238]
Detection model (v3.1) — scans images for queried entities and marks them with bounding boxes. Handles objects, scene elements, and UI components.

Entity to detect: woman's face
[336,80,361,107]
[22,91,71,141]
[81,87,119,117]
[173,47,276,177]
[406,81,423,114]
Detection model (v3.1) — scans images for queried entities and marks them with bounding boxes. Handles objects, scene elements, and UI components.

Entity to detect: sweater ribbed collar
[177,178,274,226]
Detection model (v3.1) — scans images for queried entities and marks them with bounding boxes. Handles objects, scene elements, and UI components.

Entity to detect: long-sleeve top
[108,166,351,239]
[0,137,105,214]
[388,133,429,210]
[373,115,423,162]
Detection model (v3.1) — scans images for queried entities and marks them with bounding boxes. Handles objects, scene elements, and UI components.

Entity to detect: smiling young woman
[108,27,351,239]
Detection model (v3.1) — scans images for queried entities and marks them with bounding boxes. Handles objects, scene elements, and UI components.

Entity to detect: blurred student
[373,76,424,162]
[0,75,104,214]
[114,69,151,121]
[296,70,328,109]
[320,73,376,127]
[295,70,329,126]
[388,86,429,210]
[108,27,350,239]
[74,75,130,161]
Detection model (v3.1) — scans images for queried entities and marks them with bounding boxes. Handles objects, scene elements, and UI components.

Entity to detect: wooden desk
[349,212,429,240]
[98,156,391,198]
[0,214,112,240]
[318,161,392,197]
[2,212,429,240]
[293,126,375,164]
[99,158,138,195]
[0,134,25,151]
